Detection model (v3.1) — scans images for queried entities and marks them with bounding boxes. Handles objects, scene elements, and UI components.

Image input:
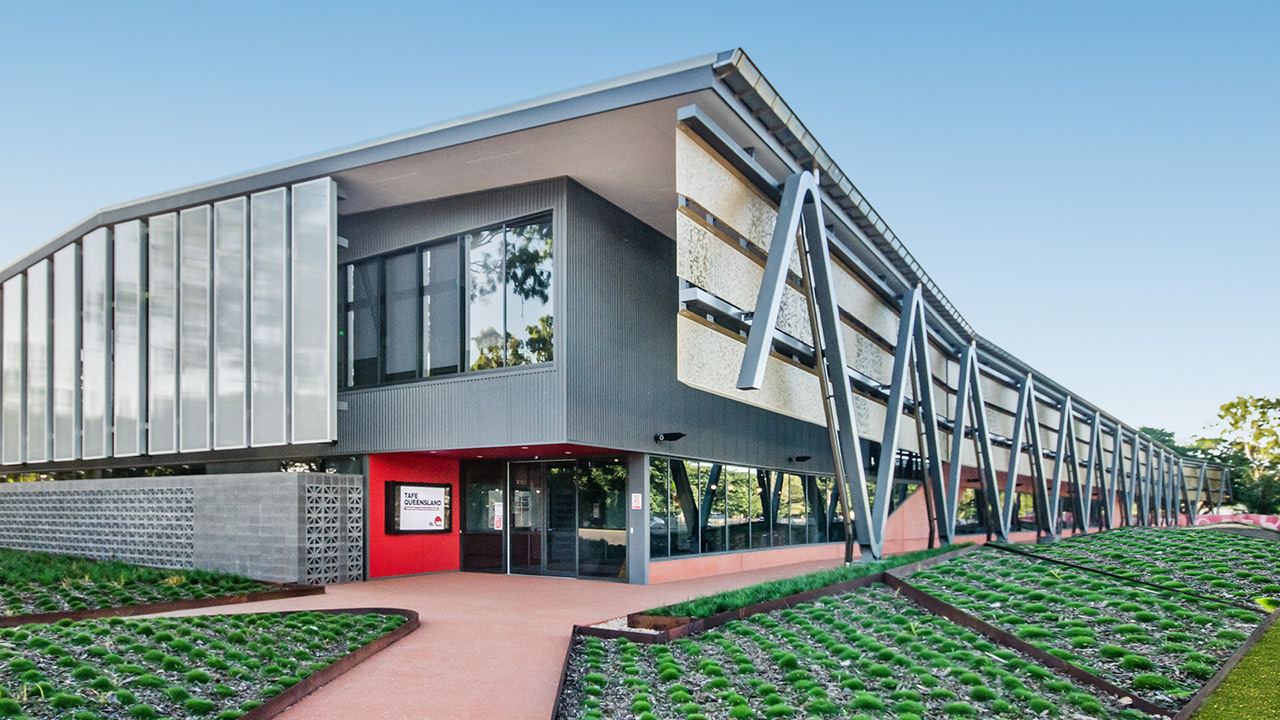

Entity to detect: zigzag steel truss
[736,169,1230,558]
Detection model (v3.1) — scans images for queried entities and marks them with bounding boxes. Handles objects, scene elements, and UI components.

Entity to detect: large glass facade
[649,457,844,559]
[340,212,551,389]
[81,228,111,460]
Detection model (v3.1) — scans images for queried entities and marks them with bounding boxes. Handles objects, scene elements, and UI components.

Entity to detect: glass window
[422,241,459,375]
[726,466,751,551]
[504,217,553,365]
[467,214,553,370]
[707,463,728,553]
[787,473,807,545]
[578,461,626,579]
[669,460,695,556]
[648,457,670,559]
[466,226,506,369]
[383,251,419,382]
[212,200,247,450]
[349,261,381,386]
[751,469,773,549]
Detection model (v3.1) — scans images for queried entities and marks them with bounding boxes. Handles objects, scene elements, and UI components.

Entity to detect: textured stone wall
[0,473,363,585]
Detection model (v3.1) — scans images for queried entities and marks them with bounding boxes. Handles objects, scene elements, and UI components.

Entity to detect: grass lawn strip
[0,611,406,719]
[561,583,1152,720]
[1191,614,1280,719]
[1023,527,1280,608]
[907,549,1261,710]
[646,545,967,619]
[0,550,268,617]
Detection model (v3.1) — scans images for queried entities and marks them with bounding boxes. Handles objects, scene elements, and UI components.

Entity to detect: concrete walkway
[159,560,844,720]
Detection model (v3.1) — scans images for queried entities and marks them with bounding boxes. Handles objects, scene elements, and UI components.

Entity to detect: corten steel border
[625,543,981,634]
[549,632,578,720]
[882,574,1174,717]
[0,583,326,627]
[986,541,1269,615]
[1171,607,1280,720]
[238,607,419,720]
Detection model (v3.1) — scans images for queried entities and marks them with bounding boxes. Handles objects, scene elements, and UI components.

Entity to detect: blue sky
[1,1,1275,440]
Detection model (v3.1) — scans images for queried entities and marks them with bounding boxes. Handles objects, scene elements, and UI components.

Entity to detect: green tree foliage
[1174,397,1280,514]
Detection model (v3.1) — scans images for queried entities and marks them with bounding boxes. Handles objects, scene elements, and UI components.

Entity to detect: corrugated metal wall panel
[335,366,563,453]
[563,181,832,473]
[338,179,566,264]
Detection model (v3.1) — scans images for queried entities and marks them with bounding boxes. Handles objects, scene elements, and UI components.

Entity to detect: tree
[1193,396,1280,515]
[1138,426,1197,456]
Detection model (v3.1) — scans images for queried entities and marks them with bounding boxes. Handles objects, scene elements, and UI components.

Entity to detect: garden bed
[637,544,971,623]
[560,583,1153,719]
[0,550,298,622]
[1020,527,1280,607]
[0,608,415,719]
[906,549,1264,711]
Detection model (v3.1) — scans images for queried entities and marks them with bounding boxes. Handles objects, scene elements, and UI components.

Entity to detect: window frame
[338,210,554,391]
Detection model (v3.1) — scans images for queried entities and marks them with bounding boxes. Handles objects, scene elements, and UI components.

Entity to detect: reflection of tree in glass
[467,221,552,304]
[469,314,554,370]
[506,221,552,304]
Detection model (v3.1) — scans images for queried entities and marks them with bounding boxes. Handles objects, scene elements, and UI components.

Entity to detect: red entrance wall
[368,454,462,578]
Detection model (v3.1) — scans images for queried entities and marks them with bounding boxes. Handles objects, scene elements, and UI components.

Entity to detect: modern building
[0,49,1229,586]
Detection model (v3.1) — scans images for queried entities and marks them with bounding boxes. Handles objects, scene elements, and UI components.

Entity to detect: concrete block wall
[0,473,364,584]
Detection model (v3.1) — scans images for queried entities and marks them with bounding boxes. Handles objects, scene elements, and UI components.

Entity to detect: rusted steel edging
[986,542,1268,615]
[550,632,581,720]
[1171,607,1280,720]
[0,583,326,627]
[882,574,1173,718]
[240,607,419,720]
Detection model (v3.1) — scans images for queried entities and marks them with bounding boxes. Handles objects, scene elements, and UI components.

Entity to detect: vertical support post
[626,453,650,584]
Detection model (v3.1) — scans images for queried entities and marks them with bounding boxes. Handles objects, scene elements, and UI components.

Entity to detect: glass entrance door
[462,458,628,579]
[509,462,577,577]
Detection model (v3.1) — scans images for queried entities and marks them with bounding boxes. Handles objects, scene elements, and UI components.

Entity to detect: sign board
[385,481,452,534]
[631,492,643,510]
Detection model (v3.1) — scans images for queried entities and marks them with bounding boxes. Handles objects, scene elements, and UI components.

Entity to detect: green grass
[645,544,968,618]
[1192,620,1280,719]
[0,548,268,617]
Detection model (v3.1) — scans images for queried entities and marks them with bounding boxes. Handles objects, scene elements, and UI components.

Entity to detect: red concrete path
[158,560,850,720]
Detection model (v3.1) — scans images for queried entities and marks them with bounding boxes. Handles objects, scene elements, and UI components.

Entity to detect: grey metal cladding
[333,179,568,454]
[562,181,830,472]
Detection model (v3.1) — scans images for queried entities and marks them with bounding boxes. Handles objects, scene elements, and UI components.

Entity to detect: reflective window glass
[648,457,670,559]
[349,261,381,386]
[422,241,459,375]
[466,226,505,369]
[504,217,553,365]
[726,465,751,551]
[383,251,419,382]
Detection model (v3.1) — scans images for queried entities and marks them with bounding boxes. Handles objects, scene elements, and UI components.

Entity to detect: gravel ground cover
[560,583,1150,720]
[908,550,1263,711]
[1018,527,1280,608]
[0,610,405,719]
[0,550,268,617]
